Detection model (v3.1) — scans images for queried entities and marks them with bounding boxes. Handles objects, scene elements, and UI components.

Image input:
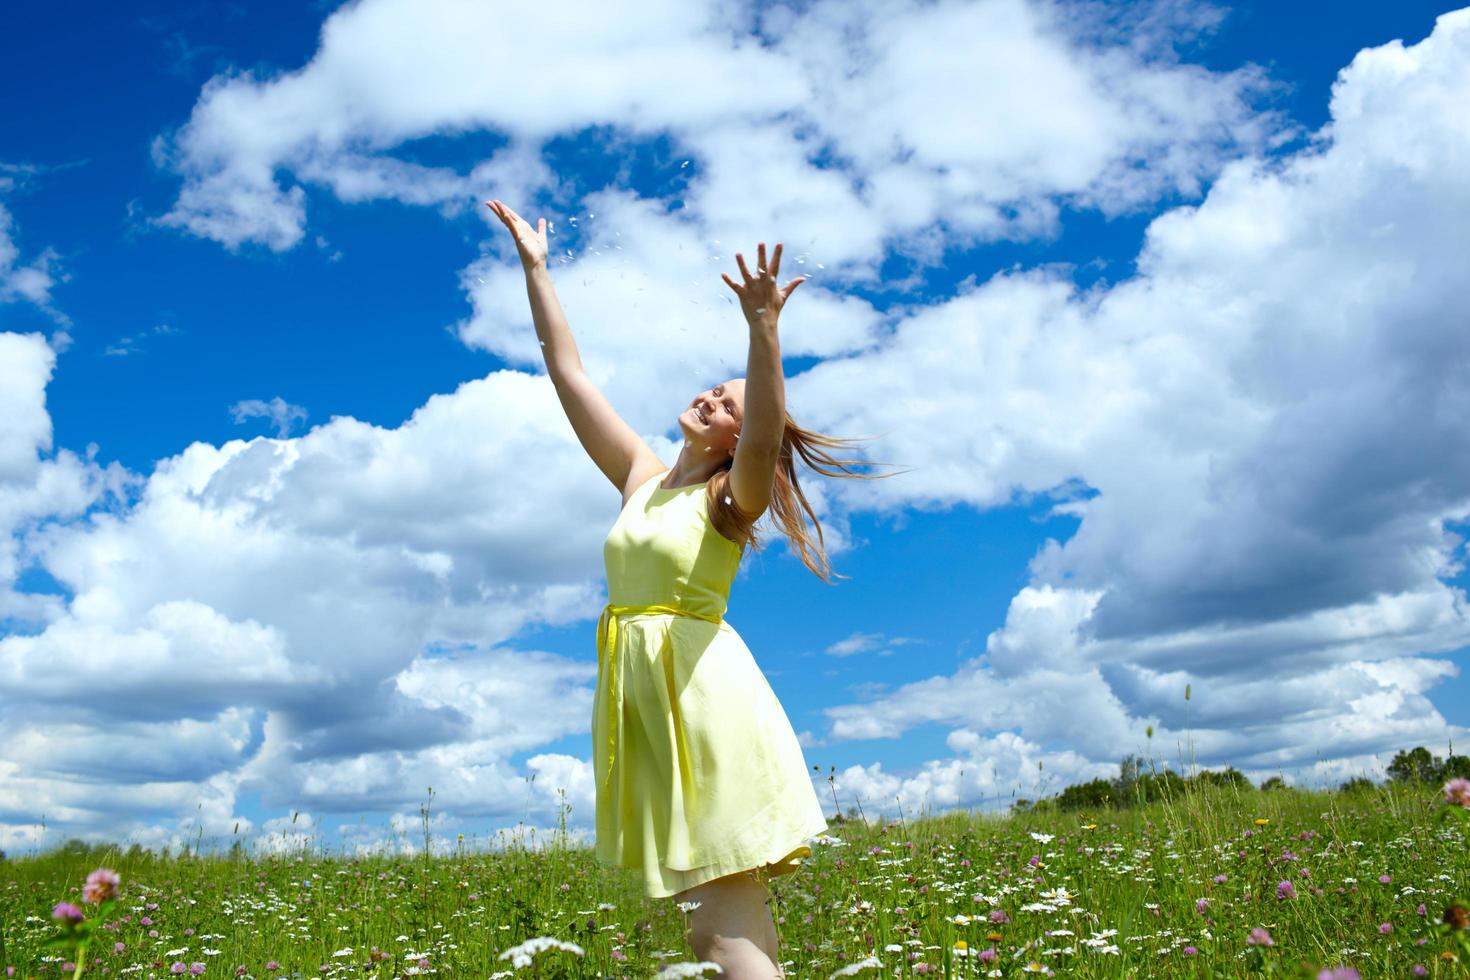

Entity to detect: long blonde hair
[705,414,905,583]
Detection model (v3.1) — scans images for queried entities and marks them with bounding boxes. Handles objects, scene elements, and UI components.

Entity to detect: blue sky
[2,0,1469,857]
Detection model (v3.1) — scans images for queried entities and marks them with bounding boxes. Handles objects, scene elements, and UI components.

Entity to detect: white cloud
[0,333,135,630]
[229,396,309,437]
[815,8,1470,785]
[6,4,1470,852]
[0,367,613,848]
[2,707,255,783]
[825,730,1114,819]
[150,0,1278,258]
[824,630,923,658]
[0,598,326,711]
[0,332,55,484]
[0,169,69,332]
[102,322,182,358]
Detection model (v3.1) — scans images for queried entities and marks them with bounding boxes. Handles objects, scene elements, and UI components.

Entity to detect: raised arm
[486,200,662,497]
[720,241,805,518]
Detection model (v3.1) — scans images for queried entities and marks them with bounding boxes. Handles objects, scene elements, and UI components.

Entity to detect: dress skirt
[593,609,830,899]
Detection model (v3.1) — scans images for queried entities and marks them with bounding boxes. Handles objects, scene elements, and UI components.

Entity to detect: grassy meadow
[3,781,1468,979]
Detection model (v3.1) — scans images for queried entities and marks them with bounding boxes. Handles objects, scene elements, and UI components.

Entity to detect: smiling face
[679,379,745,456]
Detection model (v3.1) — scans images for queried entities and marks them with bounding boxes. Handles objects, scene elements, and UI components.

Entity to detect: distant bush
[1387,746,1470,784]
[1039,746,1464,812]
[1056,778,1115,810]
[1131,769,1187,804]
[1190,767,1252,790]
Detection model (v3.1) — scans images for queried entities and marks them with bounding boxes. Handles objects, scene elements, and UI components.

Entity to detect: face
[679,379,745,455]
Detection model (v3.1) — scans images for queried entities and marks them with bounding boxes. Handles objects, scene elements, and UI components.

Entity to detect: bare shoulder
[620,460,668,510]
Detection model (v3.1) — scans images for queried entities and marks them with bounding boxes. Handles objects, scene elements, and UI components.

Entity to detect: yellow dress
[595,468,830,899]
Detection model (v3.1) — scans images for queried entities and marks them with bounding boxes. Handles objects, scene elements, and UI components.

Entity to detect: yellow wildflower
[1254,818,1270,826]
[954,940,968,950]
[986,932,1004,942]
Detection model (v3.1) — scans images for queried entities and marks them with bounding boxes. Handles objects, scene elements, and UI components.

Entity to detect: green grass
[3,783,1467,979]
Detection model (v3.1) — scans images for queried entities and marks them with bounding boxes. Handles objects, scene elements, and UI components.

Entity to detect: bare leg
[676,871,781,980]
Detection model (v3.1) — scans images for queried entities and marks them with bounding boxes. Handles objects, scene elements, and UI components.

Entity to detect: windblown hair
[705,413,905,584]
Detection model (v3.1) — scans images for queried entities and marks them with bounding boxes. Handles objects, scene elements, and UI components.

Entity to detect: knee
[690,923,765,963]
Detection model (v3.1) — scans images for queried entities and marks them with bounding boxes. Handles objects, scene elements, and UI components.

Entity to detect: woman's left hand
[721,242,805,328]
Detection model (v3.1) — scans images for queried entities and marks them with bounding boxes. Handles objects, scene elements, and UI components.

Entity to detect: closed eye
[715,385,740,420]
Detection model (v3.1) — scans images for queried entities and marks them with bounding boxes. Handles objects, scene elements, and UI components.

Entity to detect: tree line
[5,747,1468,856]
[1015,745,1470,812]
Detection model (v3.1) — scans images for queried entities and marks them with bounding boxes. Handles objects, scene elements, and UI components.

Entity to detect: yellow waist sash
[595,602,724,794]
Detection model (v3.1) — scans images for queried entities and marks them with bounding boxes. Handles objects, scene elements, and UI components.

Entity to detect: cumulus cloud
[150,0,1278,259]
[5,3,1470,852]
[0,333,134,631]
[816,8,1470,799]
[0,368,620,851]
[826,730,1114,820]
[0,166,69,335]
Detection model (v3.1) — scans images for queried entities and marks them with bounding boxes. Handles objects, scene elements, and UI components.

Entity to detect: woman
[487,199,890,979]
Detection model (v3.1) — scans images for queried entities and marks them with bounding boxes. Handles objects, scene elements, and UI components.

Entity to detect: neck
[664,449,730,487]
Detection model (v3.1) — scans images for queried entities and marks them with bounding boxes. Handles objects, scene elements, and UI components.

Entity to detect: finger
[735,252,755,283]
[782,276,805,299]
[721,272,744,293]
[757,242,767,276]
[769,243,782,281]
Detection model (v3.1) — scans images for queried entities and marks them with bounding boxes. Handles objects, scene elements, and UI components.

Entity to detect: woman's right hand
[486,199,549,271]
